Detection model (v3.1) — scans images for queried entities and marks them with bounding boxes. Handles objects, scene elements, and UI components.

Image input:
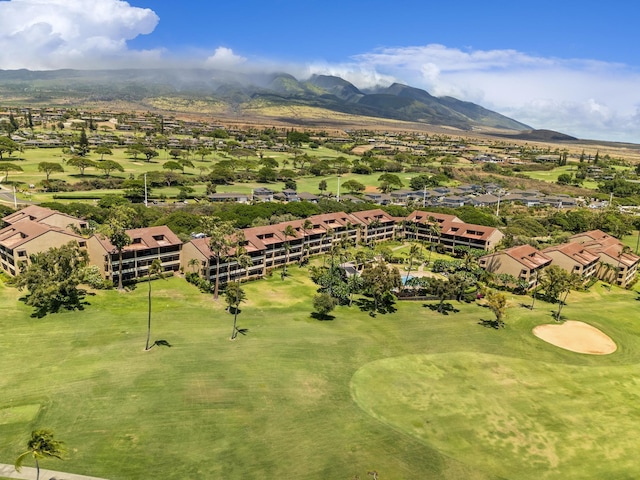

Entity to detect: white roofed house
[87,226,182,285]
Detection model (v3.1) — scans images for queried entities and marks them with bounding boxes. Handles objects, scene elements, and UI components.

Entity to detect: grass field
[1,263,640,479]
[3,143,433,203]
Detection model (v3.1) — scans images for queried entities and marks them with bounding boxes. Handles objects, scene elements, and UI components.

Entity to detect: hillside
[0,68,531,132]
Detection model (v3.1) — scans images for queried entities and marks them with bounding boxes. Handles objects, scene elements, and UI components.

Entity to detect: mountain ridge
[0,68,532,132]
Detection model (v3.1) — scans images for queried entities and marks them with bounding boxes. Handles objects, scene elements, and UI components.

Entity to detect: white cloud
[205,47,247,69]
[0,0,160,69]
[339,44,640,142]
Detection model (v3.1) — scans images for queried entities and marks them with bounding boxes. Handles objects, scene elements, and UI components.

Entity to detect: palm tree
[301,219,313,264]
[100,205,135,290]
[530,268,541,310]
[201,217,235,300]
[616,245,632,286]
[226,280,248,340]
[145,259,163,351]
[406,243,421,281]
[282,224,297,277]
[15,429,65,480]
[426,218,441,266]
[188,258,200,274]
[555,272,582,321]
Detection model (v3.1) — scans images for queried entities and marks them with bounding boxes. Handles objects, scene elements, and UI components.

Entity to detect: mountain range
[0,68,532,132]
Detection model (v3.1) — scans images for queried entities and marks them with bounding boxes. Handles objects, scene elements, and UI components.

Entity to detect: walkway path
[0,463,108,480]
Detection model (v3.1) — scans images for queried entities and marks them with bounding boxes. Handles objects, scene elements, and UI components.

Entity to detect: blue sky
[1,0,639,143]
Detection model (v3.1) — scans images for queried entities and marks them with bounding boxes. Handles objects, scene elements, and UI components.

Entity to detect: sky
[0,0,639,143]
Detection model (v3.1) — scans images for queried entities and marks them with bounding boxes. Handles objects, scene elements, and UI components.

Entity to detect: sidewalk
[0,464,108,480]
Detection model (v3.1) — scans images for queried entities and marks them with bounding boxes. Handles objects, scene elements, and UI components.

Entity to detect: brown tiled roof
[442,221,500,241]
[503,245,552,269]
[94,225,182,252]
[542,242,600,266]
[570,229,615,243]
[405,210,462,224]
[3,205,59,224]
[0,220,82,249]
[348,209,395,225]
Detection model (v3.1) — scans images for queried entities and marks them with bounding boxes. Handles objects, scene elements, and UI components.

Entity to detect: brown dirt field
[533,320,617,355]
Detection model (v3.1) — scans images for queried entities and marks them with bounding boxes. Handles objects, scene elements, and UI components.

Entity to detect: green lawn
[1,266,640,479]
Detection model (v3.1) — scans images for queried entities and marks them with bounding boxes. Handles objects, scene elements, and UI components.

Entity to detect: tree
[163,160,183,172]
[300,219,313,264]
[38,162,64,181]
[257,166,277,183]
[405,243,421,280]
[95,159,124,177]
[539,265,569,303]
[100,205,135,290]
[179,158,194,173]
[201,217,236,300]
[145,259,163,351]
[0,136,19,159]
[94,146,113,160]
[188,257,200,274]
[66,156,96,176]
[557,173,572,185]
[426,219,441,265]
[225,282,246,340]
[15,242,89,316]
[360,260,402,312]
[0,161,23,181]
[341,179,366,193]
[15,429,66,480]
[282,224,297,277]
[555,272,582,321]
[313,292,337,318]
[77,128,89,155]
[485,289,507,328]
[142,147,159,162]
[377,173,403,193]
[318,179,327,193]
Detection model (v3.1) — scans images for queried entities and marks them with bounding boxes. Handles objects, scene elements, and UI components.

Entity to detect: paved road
[0,184,34,206]
[0,463,108,480]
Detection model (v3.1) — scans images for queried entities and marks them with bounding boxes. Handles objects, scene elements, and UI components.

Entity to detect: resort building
[0,221,85,276]
[403,210,504,252]
[87,226,182,283]
[479,245,552,288]
[541,243,600,280]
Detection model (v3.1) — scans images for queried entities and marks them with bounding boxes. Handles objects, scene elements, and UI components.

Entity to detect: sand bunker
[533,320,617,355]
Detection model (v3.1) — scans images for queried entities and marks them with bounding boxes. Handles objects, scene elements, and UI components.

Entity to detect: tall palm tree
[301,219,313,264]
[426,217,441,266]
[100,205,135,290]
[229,252,252,340]
[282,224,297,276]
[406,243,421,281]
[145,259,163,351]
[555,272,582,321]
[15,429,65,480]
[616,245,632,286]
[202,217,235,300]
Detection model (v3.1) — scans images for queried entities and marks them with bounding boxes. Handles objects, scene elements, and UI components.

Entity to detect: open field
[1,264,640,479]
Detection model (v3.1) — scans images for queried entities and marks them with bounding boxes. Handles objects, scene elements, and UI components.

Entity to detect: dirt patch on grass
[533,321,616,355]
